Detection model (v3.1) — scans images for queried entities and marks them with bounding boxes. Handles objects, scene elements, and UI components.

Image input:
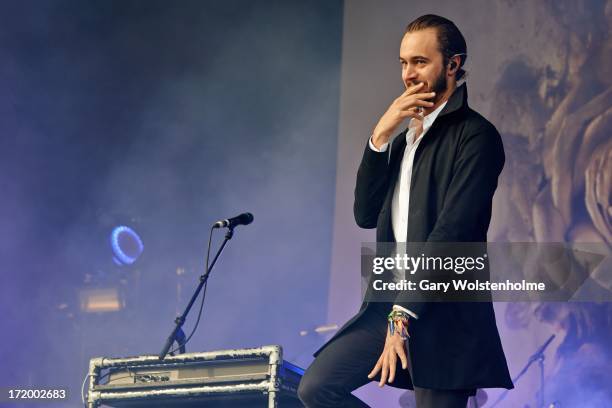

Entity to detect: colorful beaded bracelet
[387,310,410,339]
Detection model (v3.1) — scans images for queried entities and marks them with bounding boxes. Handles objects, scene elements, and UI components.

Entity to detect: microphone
[213,212,254,229]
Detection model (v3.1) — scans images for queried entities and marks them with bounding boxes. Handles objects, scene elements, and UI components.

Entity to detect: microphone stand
[490,334,555,408]
[158,226,234,360]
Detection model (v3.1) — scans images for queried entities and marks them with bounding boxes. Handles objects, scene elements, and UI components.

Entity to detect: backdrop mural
[489,1,612,406]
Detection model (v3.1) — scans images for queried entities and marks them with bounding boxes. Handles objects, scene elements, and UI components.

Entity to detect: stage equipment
[110,225,144,266]
[490,334,556,407]
[159,212,253,359]
[79,288,123,313]
[85,345,302,408]
[213,212,254,229]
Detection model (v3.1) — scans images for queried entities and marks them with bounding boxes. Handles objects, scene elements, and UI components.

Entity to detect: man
[298,15,513,408]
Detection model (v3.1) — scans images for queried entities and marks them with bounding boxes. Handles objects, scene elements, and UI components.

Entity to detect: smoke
[0,0,342,402]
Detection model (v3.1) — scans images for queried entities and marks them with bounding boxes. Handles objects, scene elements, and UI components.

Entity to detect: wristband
[387,310,410,339]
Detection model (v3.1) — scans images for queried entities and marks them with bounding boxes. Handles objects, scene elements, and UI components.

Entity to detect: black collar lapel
[438,83,469,119]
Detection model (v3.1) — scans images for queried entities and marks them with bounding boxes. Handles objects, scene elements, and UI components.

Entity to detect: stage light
[79,288,123,313]
[110,225,144,265]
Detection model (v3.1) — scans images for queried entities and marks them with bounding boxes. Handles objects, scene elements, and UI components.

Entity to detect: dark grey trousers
[298,305,473,408]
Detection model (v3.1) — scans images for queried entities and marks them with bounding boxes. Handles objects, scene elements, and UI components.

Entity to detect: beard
[429,65,448,103]
[408,65,448,105]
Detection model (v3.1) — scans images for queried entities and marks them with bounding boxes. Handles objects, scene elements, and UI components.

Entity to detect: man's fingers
[404,82,425,95]
[398,108,424,120]
[367,356,383,379]
[397,100,434,110]
[398,91,436,102]
[396,99,434,112]
[379,358,389,387]
[396,345,409,370]
[415,99,436,107]
[396,93,436,109]
[398,83,425,99]
[388,352,397,383]
[413,91,436,99]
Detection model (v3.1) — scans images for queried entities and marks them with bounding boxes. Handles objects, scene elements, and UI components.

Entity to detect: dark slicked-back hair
[405,14,467,80]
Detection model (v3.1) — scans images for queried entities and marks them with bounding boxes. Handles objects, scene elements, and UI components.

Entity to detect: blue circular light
[110,225,144,265]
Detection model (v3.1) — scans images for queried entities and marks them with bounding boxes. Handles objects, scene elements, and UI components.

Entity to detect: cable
[81,373,91,407]
[167,226,214,355]
[97,371,135,385]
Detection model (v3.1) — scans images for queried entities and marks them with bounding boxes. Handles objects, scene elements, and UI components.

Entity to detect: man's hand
[367,320,409,387]
[371,83,435,149]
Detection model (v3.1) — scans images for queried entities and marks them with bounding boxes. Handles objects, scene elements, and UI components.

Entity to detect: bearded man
[298,14,513,408]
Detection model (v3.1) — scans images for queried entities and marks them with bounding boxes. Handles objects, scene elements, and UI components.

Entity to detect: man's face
[399,28,448,102]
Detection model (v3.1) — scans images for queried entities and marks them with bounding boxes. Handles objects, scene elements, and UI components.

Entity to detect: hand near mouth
[371,82,435,149]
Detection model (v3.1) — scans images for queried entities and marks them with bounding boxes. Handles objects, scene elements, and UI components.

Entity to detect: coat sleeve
[393,123,505,316]
[353,139,391,229]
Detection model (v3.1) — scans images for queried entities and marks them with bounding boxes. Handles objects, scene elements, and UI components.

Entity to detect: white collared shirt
[368,101,448,319]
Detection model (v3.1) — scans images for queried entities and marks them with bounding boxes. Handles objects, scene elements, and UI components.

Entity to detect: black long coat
[315,84,514,391]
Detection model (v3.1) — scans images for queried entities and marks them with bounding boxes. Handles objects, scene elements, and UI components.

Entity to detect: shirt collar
[405,100,448,143]
[422,100,447,129]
